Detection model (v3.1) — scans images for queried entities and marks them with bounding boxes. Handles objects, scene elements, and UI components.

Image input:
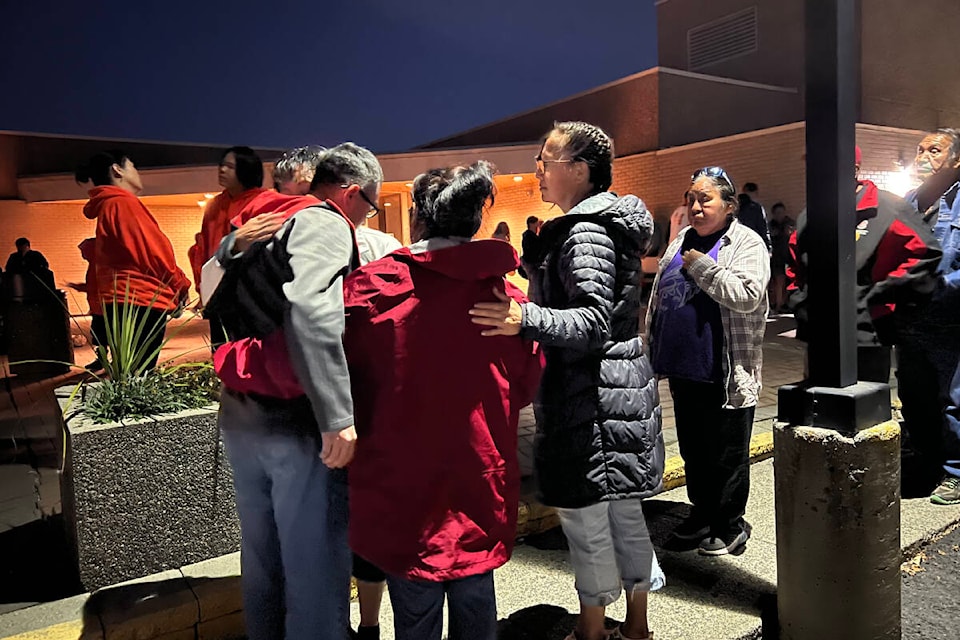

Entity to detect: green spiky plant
[78,278,219,423]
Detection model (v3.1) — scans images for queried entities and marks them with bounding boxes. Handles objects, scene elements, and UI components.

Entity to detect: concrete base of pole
[774,420,901,640]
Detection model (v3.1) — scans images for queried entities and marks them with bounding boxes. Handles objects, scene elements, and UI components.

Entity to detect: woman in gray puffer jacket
[471,121,663,640]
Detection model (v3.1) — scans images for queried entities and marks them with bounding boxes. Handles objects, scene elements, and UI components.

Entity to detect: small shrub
[83,364,218,424]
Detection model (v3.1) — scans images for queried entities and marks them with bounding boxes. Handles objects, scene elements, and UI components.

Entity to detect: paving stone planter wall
[60,390,239,591]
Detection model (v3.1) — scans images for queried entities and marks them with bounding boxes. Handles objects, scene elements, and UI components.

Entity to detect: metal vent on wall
[687,6,758,71]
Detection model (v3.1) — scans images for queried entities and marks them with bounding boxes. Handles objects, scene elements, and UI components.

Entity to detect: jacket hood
[393,239,518,281]
[83,185,139,219]
[542,192,653,250]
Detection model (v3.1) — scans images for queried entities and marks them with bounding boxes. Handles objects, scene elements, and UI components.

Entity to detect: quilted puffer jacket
[520,191,664,509]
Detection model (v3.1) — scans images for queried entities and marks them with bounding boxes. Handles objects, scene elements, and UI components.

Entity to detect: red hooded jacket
[213,191,349,399]
[344,239,543,581]
[188,187,266,293]
[82,186,190,311]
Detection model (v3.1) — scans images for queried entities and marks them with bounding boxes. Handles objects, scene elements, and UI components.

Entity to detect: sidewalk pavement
[3,458,958,640]
[4,311,938,640]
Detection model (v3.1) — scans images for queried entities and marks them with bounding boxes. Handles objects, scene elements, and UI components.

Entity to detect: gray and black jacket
[521,192,664,509]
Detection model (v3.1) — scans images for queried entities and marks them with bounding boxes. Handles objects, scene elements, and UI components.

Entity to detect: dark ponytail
[412,161,497,239]
[75,150,129,186]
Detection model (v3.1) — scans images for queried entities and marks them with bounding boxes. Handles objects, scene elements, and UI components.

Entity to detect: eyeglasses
[340,184,381,218]
[535,154,578,174]
[691,166,736,192]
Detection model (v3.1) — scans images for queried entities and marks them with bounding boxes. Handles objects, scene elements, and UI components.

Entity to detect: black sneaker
[930,476,960,505]
[698,529,749,556]
[84,359,104,372]
[669,517,710,542]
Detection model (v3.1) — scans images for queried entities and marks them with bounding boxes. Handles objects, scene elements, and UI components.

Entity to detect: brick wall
[0,199,204,315]
[1,123,928,312]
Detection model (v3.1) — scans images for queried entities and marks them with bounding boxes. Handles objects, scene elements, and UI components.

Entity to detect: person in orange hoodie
[76,150,190,372]
[189,146,266,352]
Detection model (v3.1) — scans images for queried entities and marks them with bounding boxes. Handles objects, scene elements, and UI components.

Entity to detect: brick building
[1,0,955,314]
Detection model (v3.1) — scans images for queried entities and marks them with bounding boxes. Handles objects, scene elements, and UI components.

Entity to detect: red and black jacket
[787,180,942,346]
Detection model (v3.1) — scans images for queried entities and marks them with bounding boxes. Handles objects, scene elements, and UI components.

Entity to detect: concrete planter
[59,388,239,591]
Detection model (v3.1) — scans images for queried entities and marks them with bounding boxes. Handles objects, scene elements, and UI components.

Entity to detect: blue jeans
[220,389,351,640]
[386,571,497,640]
[943,361,960,478]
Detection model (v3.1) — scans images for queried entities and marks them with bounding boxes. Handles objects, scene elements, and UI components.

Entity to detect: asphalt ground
[902,523,960,640]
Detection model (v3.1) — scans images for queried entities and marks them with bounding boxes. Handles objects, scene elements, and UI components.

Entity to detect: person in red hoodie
[76,151,190,371]
[189,146,266,352]
[343,161,542,640]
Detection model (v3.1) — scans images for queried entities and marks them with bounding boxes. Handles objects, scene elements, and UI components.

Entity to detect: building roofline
[416,68,662,148]
[417,66,797,149]
[657,67,798,94]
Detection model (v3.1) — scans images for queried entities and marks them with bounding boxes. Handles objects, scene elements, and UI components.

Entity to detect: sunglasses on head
[692,166,736,192]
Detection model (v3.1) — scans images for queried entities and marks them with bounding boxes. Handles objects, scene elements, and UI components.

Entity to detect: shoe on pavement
[611,627,654,640]
[930,476,960,505]
[698,529,749,556]
[668,517,710,542]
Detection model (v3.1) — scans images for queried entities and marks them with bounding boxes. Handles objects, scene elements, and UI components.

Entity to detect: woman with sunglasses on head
[470,121,664,640]
[647,167,770,557]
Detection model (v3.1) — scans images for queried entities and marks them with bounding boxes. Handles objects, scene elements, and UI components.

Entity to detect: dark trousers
[90,313,106,349]
[386,571,497,640]
[207,313,227,354]
[895,318,960,483]
[103,304,167,371]
[669,378,754,537]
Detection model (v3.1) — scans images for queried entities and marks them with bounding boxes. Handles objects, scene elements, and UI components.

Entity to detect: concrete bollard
[774,421,900,640]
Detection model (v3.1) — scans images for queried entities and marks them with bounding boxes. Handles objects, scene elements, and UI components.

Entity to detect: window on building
[687,6,759,71]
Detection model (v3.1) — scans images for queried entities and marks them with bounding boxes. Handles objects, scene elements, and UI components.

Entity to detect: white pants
[557,498,666,607]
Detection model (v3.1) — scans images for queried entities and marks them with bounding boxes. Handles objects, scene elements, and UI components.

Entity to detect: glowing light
[204,193,216,199]
[885,167,918,198]
[196,200,207,208]
[513,175,523,182]
[404,182,413,188]
[384,202,392,207]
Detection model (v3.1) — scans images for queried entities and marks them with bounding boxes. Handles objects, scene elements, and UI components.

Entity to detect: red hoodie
[344,240,543,581]
[83,186,190,311]
[188,187,266,293]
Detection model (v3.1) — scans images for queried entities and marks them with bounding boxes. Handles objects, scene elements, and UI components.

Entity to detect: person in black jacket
[787,145,941,383]
[471,121,663,640]
[518,215,542,279]
[737,183,771,251]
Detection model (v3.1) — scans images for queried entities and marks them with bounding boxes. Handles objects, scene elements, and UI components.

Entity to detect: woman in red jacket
[188,146,265,352]
[344,161,542,640]
[76,151,190,371]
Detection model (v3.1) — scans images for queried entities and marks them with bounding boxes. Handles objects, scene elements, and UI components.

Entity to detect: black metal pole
[805,0,858,388]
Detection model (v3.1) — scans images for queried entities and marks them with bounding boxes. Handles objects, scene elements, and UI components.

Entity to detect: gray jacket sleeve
[215,232,239,263]
[280,207,355,432]
[519,223,614,351]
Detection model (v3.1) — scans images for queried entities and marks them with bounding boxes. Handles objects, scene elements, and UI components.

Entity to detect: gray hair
[310,142,383,196]
[272,145,326,188]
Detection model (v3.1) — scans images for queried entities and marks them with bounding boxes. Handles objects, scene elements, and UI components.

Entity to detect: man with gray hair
[272,145,326,195]
[211,142,383,640]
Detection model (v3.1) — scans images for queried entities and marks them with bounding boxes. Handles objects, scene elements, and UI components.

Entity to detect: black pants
[207,313,227,354]
[103,304,168,371]
[90,313,106,349]
[669,378,754,537]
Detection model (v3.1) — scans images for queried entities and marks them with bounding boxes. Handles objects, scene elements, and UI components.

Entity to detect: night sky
[1,1,657,153]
